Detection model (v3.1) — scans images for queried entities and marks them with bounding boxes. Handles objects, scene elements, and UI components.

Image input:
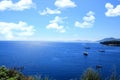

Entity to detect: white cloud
[105,3,120,17]
[55,0,76,8]
[39,0,76,15]
[50,16,64,23]
[0,21,35,40]
[46,16,66,33]
[0,0,35,11]
[75,11,95,28]
[39,8,61,15]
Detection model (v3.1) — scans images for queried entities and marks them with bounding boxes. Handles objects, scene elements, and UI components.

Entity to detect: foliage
[109,68,119,80]
[1,66,120,80]
[80,68,101,80]
[0,65,33,80]
[0,66,51,80]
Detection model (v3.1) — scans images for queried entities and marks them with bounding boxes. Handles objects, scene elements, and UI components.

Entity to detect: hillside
[99,38,120,46]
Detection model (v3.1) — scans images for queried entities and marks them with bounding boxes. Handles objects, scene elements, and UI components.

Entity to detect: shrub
[0,65,33,80]
[80,68,101,80]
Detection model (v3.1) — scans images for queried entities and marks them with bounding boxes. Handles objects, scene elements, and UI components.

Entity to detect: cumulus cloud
[105,3,120,17]
[0,0,35,11]
[0,21,35,40]
[75,11,95,28]
[39,0,76,16]
[39,8,61,15]
[55,0,76,8]
[46,16,66,33]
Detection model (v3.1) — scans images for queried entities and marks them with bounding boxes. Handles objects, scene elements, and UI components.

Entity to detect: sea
[0,41,120,80]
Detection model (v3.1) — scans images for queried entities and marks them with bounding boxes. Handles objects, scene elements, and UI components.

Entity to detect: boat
[98,49,105,52]
[83,51,88,56]
[84,47,90,49]
[96,65,102,69]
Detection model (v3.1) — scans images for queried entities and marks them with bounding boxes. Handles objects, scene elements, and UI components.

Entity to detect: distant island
[99,37,120,46]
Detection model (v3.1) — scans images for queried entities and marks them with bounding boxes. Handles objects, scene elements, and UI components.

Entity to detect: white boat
[99,49,105,52]
[84,47,90,49]
[83,51,88,56]
[96,65,102,69]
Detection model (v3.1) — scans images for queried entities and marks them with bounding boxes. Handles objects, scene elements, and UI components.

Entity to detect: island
[100,38,120,46]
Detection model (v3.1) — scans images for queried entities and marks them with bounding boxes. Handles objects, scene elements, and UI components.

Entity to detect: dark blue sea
[0,41,120,80]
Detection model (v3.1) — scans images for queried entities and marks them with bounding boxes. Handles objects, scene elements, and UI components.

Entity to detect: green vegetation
[80,68,101,80]
[100,40,120,46]
[0,66,120,80]
[0,65,33,80]
[0,66,52,80]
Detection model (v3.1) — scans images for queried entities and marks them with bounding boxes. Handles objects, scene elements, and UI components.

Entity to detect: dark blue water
[0,41,120,80]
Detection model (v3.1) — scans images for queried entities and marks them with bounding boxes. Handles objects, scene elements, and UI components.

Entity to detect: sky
[0,0,120,41]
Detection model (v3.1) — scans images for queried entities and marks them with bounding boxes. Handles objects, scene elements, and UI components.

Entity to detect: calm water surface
[0,41,120,80]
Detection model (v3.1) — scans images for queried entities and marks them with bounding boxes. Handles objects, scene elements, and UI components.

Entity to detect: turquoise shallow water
[0,41,120,80]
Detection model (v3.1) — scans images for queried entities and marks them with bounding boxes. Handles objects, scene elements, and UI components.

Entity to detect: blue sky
[0,0,120,41]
